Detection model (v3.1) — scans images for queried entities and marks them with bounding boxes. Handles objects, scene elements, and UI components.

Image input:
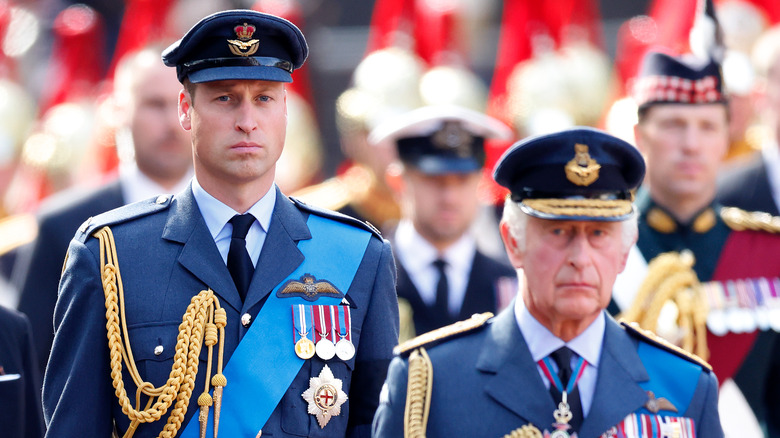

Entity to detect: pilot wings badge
[278,274,343,301]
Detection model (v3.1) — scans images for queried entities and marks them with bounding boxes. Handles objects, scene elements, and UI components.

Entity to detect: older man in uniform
[370,106,516,340]
[373,127,723,438]
[617,50,780,436]
[43,10,398,438]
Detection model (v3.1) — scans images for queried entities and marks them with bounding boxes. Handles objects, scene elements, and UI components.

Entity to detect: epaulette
[720,206,780,234]
[289,196,382,239]
[620,321,712,372]
[291,177,353,212]
[0,213,37,256]
[76,194,174,242]
[394,312,493,356]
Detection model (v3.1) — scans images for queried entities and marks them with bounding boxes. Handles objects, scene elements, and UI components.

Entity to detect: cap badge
[228,22,259,57]
[432,121,473,157]
[277,274,344,301]
[301,364,348,428]
[565,143,601,186]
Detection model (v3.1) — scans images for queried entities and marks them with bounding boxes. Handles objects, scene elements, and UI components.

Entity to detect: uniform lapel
[478,308,553,430]
[243,189,309,310]
[578,317,649,437]
[458,250,497,320]
[163,186,243,312]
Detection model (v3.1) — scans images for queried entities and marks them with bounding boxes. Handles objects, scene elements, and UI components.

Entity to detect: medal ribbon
[313,305,331,342]
[538,354,587,394]
[292,304,311,343]
[180,214,372,437]
[335,305,351,342]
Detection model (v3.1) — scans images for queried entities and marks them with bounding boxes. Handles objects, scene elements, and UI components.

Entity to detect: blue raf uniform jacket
[43,186,399,438]
[373,307,723,438]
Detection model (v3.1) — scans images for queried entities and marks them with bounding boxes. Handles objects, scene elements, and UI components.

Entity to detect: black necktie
[432,259,449,317]
[227,214,255,302]
[549,347,584,432]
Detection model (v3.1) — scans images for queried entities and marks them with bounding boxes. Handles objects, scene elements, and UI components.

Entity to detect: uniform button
[154,345,164,356]
[156,195,169,204]
[241,313,252,327]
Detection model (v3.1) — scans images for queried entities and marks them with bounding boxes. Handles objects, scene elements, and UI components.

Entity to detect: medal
[301,364,348,428]
[538,354,585,438]
[313,305,336,360]
[293,304,316,359]
[334,305,355,361]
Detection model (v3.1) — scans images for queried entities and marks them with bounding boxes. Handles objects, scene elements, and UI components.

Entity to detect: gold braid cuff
[95,226,226,438]
[522,198,633,218]
[404,348,433,438]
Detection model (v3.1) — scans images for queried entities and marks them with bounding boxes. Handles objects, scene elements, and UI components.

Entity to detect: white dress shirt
[118,162,193,204]
[514,298,604,417]
[192,178,276,266]
[762,141,780,212]
[394,219,476,316]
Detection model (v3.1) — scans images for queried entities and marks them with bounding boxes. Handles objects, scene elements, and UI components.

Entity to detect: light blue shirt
[191,178,276,266]
[514,298,604,417]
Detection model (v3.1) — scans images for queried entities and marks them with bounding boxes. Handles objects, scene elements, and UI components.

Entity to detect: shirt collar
[192,177,276,239]
[394,219,476,272]
[515,298,604,368]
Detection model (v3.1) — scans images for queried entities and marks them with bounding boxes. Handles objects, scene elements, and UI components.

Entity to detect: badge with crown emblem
[565,143,601,186]
[228,22,259,56]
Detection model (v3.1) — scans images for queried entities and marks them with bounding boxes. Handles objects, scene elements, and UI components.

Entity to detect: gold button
[241,313,252,327]
[154,345,164,356]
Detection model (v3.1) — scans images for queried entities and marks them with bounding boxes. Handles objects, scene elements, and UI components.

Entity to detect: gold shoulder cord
[95,226,227,438]
[619,251,709,360]
[404,347,433,438]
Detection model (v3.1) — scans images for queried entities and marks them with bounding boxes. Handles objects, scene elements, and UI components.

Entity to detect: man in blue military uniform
[43,10,398,438]
[373,127,723,438]
[369,106,516,341]
[0,305,44,438]
[617,50,780,436]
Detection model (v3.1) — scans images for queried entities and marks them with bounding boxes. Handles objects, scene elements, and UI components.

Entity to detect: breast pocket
[126,322,209,388]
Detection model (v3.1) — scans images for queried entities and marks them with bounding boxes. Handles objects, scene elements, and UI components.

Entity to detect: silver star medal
[301,364,348,428]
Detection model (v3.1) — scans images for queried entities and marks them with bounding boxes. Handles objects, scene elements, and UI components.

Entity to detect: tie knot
[432,258,447,272]
[229,214,255,239]
[550,347,574,381]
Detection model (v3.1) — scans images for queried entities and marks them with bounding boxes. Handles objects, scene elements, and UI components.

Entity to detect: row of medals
[296,333,354,361]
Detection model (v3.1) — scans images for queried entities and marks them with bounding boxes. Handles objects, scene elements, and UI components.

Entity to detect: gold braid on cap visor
[521,198,634,218]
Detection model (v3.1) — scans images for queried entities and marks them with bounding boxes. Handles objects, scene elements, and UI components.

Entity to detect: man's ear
[499,220,524,269]
[178,89,192,131]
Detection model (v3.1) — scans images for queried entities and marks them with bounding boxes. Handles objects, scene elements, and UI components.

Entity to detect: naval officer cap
[493,127,645,221]
[633,50,726,110]
[368,105,513,175]
[162,9,308,84]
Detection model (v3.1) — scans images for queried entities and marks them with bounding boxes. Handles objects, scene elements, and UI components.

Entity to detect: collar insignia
[301,364,348,428]
[565,143,601,186]
[432,121,473,158]
[277,274,343,301]
[644,390,678,414]
[646,207,716,234]
[228,22,259,56]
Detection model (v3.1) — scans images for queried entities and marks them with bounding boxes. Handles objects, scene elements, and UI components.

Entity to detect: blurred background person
[0,304,44,438]
[616,45,780,436]
[718,23,780,216]
[12,44,192,375]
[371,105,516,341]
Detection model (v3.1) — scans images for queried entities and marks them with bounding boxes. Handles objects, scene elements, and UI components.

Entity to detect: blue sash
[635,342,699,416]
[180,214,372,437]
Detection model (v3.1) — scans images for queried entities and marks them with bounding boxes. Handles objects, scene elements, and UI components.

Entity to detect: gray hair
[501,199,638,253]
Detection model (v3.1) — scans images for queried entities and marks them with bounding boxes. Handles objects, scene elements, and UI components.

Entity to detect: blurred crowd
[1,0,780,436]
